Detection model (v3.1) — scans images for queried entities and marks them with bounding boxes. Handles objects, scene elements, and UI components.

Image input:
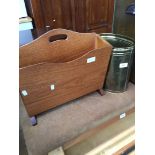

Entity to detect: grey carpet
[19,125,28,155]
[19,83,135,155]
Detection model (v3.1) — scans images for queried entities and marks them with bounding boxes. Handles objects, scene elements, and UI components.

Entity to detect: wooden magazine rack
[19,29,112,125]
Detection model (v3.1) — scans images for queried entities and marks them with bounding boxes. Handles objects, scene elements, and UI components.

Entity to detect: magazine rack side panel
[20,47,111,116]
[19,29,96,68]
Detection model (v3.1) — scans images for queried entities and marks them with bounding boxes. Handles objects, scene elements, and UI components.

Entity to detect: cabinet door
[26,0,74,32]
[26,0,114,34]
[84,0,114,33]
[40,0,74,30]
[73,0,114,33]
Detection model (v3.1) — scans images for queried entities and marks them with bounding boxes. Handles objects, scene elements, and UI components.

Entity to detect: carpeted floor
[19,83,135,155]
[19,125,28,155]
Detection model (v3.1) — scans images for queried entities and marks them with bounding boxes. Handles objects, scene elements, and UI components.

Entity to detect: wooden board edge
[113,140,135,155]
[48,147,65,155]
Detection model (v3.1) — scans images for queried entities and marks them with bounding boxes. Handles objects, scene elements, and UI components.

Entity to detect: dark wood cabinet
[39,0,74,30]
[25,0,75,35]
[25,0,114,35]
[86,0,110,32]
[86,0,114,33]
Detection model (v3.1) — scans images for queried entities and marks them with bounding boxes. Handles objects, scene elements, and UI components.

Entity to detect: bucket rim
[99,33,135,50]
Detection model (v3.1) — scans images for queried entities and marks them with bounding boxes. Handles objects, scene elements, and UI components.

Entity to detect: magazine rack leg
[97,89,105,96]
[30,116,37,126]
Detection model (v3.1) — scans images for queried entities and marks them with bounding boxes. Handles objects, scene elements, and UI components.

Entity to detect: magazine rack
[19,29,112,125]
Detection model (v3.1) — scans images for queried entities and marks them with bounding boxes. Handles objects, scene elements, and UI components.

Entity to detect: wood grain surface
[20,29,96,67]
[25,0,114,35]
[19,29,112,116]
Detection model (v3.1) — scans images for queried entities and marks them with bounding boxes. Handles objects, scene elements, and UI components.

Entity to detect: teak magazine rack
[19,29,112,125]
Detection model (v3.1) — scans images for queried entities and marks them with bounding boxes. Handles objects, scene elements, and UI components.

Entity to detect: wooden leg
[30,116,37,126]
[97,89,105,96]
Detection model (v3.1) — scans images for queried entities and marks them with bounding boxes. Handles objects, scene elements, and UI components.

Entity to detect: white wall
[19,0,33,31]
[19,0,27,18]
